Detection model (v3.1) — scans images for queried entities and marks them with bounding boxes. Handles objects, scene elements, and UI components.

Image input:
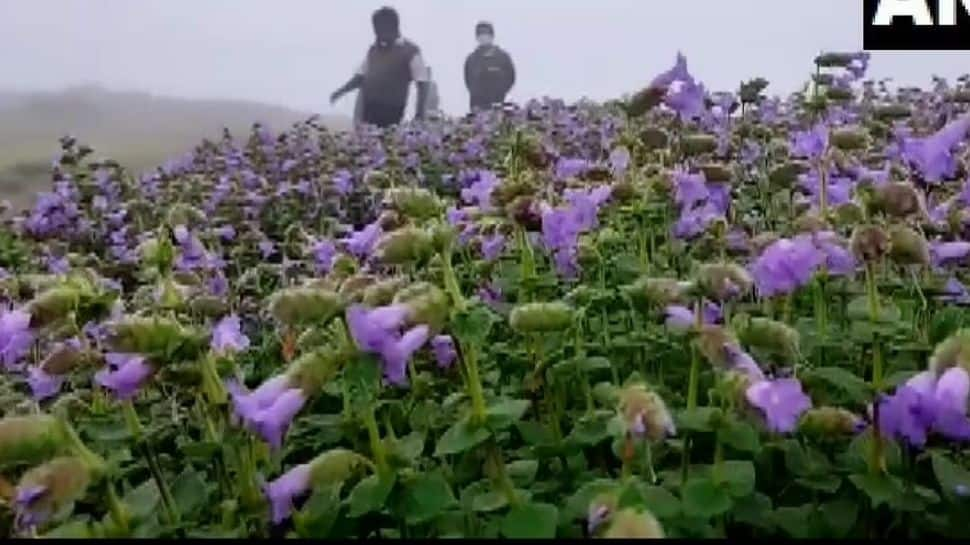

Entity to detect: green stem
[122,401,180,525]
[441,244,466,312]
[462,343,488,425]
[644,442,658,485]
[682,300,703,482]
[106,481,130,535]
[487,440,519,507]
[864,262,886,475]
[516,227,535,302]
[363,404,389,476]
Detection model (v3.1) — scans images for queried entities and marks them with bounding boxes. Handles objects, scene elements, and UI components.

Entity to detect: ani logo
[864,0,970,50]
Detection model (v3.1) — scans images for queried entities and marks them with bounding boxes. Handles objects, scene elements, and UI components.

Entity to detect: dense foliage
[4,51,970,538]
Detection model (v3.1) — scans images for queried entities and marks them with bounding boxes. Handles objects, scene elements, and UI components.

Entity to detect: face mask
[476,34,494,46]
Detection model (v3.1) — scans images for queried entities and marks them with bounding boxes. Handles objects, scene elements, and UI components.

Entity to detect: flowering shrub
[2,51,970,538]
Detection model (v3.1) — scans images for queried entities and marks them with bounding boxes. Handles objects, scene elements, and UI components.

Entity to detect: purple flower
[333,170,353,196]
[879,371,939,447]
[554,157,591,180]
[750,237,824,298]
[665,78,707,120]
[942,277,970,305]
[541,207,582,252]
[94,354,153,400]
[650,51,692,89]
[228,375,306,450]
[460,170,500,210]
[664,303,720,331]
[431,335,457,369]
[812,231,857,276]
[478,283,505,313]
[725,345,765,382]
[790,124,829,160]
[211,315,251,355]
[346,305,429,386]
[208,270,229,297]
[0,308,33,371]
[745,378,812,433]
[215,225,237,242]
[481,233,506,262]
[343,222,383,259]
[932,367,970,441]
[13,484,48,530]
[564,186,612,231]
[900,114,970,183]
[26,366,64,401]
[673,170,709,211]
[259,240,277,259]
[446,207,468,227]
[672,203,723,240]
[264,463,312,524]
[311,239,337,273]
[931,241,970,268]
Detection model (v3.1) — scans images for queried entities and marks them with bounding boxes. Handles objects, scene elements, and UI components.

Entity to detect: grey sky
[3,0,969,116]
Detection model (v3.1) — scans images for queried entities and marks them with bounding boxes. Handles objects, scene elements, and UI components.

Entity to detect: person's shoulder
[399,38,421,54]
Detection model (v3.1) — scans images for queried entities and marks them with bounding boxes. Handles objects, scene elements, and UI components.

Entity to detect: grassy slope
[0,86,350,208]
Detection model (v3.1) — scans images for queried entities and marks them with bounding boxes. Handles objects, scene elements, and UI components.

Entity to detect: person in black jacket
[464,22,516,112]
[330,7,430,128]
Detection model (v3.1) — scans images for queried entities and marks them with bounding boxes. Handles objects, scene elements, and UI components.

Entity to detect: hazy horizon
[3,0,970,118]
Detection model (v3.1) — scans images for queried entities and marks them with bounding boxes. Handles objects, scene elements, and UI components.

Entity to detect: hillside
[0,86,350,207]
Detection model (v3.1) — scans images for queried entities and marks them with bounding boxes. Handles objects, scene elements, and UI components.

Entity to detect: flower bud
[509,302,575,333]
[833,203,865,228]
[815,52,855,67]
[798,407,864,438]
[628,87,666,118]
[696,325,740,369]
[793,213,831,234]
[639,127,669,151]
[888,225,931,266]
[830,127,870,151]
[268,287,343,327]
[873,104,911,121]
[385,187,442,221]
[14,457,91,530]
[154,276,189,310]
[949,91,970,104]
[374,227,434,266]
[285,347,344,395]
[0,415,66,466]
[507,196,543,232]
[617,383,676,442]
[137,236,175,271]
[623,277,691,312]
[699,164,733,184]
[850,225,891,263]
[376,210,404,231]
[362,169,391,189]
[694,263,752,302]
[362,277,408,307]
[165,204,207,229]
[871,182,924,219]
[929,328,970,375]
[308,448,370,487]
[393,282,450,332]
[602,508,664,539]
[40,339,86,376]
[430,223,457,254]
[106,315,200,359]
[26,286,81,329]
[735,317,801,364]
[751,232,780,253]
[826,87,854,102]
[680,134,718,156]
[190,295,229,318]
[587,493,618,535]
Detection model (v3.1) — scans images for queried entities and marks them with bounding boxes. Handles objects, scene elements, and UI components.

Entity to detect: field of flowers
[2,51,970,538]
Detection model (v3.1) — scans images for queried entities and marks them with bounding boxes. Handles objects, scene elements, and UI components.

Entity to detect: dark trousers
[362,101,406,128]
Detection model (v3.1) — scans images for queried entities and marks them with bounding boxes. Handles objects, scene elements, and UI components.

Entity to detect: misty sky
[3,0,969,117]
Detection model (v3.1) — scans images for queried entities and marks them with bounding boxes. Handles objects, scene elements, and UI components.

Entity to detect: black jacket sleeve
[464,53,476,92]
[503,50,516,95]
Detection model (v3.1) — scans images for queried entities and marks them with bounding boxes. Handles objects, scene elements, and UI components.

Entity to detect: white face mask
[476,34,494,46]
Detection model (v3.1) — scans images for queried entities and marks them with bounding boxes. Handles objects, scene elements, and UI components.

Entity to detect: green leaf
[344,355,382,409]
[295,485,341,538]
[172,469,209,518]
[717,418,760,453]
[452,304,496,346]
[563,479,617,521]
[931,452,970,500]
[516,420,555,446]
[501,502,559,538]
[123,479,161,521]
[178,440,221,461]
[485,399,531,430]
[470,488,509,513]
[506,460,539,487]
[434,418,491,457]
[579,356,613,373]
[682,478,732,519]
[402,470,458,525]
[641,485,681,519]
[676,407,722,433]
[390,432,426,463]
[567,411,613,446]
[848,473,903,508]
[795,474,842,493]
[42,519,92,538]
[819,499,858,537]
[733,493,774,529]
[847,296,901,323]
[772,505,816,538]
[804,367,870,404]
[347,474,396,517]
[722,461,756,498]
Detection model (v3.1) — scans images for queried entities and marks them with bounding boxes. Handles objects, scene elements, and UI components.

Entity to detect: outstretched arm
[410,52,431,120]
[331,74,364,104]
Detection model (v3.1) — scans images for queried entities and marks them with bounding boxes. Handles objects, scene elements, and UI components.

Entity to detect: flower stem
[122,401,180,525]
[462,343,488,425]
[864,262,886,475]
[363,404,389,476]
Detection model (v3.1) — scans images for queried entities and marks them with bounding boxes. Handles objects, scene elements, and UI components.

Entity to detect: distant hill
[0,85,350,208]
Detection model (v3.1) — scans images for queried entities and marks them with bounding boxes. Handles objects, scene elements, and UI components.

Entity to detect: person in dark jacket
[464,22,516,112]
[330,7,430,128]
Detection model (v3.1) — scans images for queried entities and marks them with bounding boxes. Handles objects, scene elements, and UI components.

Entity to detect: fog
[2,0,969,116]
